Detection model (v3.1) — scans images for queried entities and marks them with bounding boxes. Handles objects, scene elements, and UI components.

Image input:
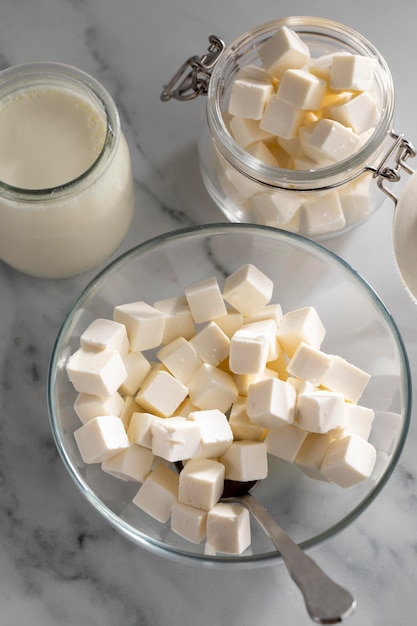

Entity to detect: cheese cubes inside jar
[219,26,383,236]
[65,263,391,555]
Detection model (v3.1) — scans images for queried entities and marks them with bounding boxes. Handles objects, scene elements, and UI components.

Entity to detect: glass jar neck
[0,62,120,201]
[206,16,395,192]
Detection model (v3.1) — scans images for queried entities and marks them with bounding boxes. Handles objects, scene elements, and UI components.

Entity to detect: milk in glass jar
[0,62,134,278]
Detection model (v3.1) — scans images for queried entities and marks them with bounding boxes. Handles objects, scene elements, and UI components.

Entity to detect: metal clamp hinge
[160,35,226,102]
[370,130,416,204]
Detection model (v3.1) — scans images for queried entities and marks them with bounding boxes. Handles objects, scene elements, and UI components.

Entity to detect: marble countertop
[1,1,417,624]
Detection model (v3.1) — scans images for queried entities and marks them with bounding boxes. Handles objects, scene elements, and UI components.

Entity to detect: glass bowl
[47,223,411,568]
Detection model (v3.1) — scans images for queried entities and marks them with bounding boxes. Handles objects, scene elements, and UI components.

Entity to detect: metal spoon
[221,478,356,624]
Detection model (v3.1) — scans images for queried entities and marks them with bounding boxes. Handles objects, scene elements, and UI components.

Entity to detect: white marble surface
[1,1,417,624]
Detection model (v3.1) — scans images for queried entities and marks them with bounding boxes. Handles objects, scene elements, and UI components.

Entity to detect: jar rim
[0,61,120,200]
[207,16,395,190]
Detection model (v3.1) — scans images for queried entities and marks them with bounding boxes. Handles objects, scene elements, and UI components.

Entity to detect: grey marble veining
[1,1,417,625]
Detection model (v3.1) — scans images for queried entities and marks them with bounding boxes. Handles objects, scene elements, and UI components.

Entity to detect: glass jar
[0,62,134,278]
[164,17,403,240]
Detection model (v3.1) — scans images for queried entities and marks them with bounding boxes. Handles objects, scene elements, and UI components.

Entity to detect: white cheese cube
[297,390,346,433]
[246,377,296,429]
[153,295,195,344]
[207,503,251,555]
[329,91,379,134]
[251,192,302,228]
[171,500,208,543]
[188,409,233,458]
[228,396,268,441]
[101,443,154,482]
[236,63,272,82]
[295,432,334,482]
[178,458,225,511]
[300,191,346,236]
[320,354,371,403]
[277,69,326,110]
[127,411,159,448]
[223,264,273,316]
[188,363,238,413]
[189,322,231,367]
[132,463,179,522]
[258,26,310,79]
[80,318,129,356]
[277,306,326,358]
[368,411,402,455]
[229,115,273,148]
[220,440,268,481]
[119,395,142,430]
[151,416,201,462]
[228,77,274,120]
[308,64,331,83]
[229,326,269,375]
[66,346,127,396]
[74,415,130,464]
[260,96,304,139]
[213,310,244,339]
[309,51,339,72]
[246,141,280,167]
[330,53,377,91]
[73,391,124,424]
[118,351,152,396]
[244,303,283,326]
[321,434,377,487]
[184,276,227,324]
[303,118,362,163]
[241,319,279,362]
[286,342,333,385]
[135,369,188,417]
[339,176,373,226]
[233,367,278,397]
[221,166,262,200]
[266,424,308,462]
[113,301,165,352]
[157,336,202,384]
[342,403,375,440]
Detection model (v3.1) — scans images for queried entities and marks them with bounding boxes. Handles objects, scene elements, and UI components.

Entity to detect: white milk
[0,66,134,278]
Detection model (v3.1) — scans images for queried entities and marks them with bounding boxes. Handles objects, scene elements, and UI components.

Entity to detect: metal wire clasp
[370,131,416,204]
[160,35,226,102]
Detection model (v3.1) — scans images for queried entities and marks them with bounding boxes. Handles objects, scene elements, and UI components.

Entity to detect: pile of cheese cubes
[220,25,381,235]
[66,263,377,555]
[227,25,379,170]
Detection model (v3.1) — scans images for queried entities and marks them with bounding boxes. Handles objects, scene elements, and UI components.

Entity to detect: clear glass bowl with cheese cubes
[48,223,411,566]
[197,16,400,239]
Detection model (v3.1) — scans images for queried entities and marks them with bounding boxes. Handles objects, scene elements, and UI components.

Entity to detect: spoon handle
[240,493,356,624]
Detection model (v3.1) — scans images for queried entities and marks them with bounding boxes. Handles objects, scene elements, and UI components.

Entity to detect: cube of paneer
[178,458,225,511]
[132,463,179,522]
[220,441,268,481]
[206,503,251,555]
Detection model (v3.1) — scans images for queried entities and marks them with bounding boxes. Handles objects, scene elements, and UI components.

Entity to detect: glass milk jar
[0,62,134,278]
[162,17,413,240]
